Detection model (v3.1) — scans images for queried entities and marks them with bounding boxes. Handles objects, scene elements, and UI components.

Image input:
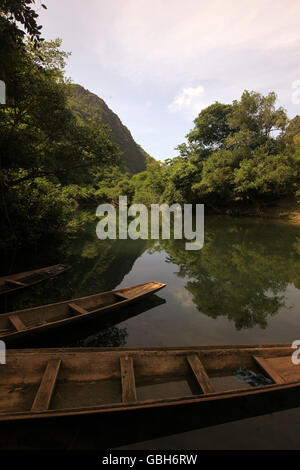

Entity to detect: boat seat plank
[68,303,88,315]
[120,356,137,403]
[253,356,285,384]
[255,355,300,383]
[115,293,128,300]
[187,353,215,394]
[3,279,26,286]
[31,359,61,411]
[9,314,27,332]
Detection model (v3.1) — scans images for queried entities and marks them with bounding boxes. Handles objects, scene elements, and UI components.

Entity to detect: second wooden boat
[0,282,166,343]
[0,264,69,296]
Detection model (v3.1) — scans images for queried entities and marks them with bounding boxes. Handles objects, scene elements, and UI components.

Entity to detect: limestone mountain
[67,84,147,174]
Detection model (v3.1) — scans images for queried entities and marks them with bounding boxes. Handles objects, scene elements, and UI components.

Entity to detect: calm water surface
[1,214,300,449]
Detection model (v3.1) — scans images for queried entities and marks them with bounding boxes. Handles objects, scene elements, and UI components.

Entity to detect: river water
[1,214,300,449]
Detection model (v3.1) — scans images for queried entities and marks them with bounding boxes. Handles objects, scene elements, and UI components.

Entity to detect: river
[1,213,300,449]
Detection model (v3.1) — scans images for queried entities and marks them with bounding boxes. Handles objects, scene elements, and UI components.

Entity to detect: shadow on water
[2,384,300,450]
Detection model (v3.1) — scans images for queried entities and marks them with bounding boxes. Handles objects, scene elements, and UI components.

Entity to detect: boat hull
[0,264,69,296]
[0,282,166,343]
[0,344,298,421]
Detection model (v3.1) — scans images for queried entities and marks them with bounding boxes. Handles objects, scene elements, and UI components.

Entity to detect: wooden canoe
[0,264,69,296]
[0,343,299,423]
[0,282,166,343]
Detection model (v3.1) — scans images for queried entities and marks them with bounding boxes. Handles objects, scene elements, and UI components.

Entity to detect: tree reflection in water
[158,217,300,330]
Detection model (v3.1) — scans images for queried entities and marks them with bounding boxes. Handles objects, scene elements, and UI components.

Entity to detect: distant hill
[67,84,147,174]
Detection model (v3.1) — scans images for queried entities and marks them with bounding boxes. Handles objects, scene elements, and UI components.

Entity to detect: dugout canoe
[0,264,69,296]
[0,282,166,343]
[0,343,299,423]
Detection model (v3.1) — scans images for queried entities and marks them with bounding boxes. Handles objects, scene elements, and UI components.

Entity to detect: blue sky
[39,0,300,160]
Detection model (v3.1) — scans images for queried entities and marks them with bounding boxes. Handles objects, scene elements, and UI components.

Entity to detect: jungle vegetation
[1,1,299,249]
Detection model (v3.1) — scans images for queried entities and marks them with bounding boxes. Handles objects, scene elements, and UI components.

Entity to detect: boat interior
[0,347,295,417]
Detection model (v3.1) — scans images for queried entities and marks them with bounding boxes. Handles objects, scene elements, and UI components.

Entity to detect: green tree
[226,90,288,152]
[173,90,297,211]
[0,0,46,44]
[177,102,233,161]
[0,36,119,246]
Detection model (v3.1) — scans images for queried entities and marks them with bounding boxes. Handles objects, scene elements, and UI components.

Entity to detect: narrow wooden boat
[0,282,166,343]
[0,264,69,296]
[0,343,299,423]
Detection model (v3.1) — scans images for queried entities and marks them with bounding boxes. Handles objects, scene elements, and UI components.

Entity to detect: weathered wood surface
[120,356,137,403]
[0,282,166,343]
[31,359,61,412]
[68,303,88,315]
[9,315,26,332]
[0,344,298,423]
[187,354,214,393]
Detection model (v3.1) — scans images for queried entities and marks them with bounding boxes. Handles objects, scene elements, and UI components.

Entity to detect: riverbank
[251,199,300,225]
[209,198,300,225]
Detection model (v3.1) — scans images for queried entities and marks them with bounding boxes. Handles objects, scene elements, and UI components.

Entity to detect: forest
[0,0,299,249]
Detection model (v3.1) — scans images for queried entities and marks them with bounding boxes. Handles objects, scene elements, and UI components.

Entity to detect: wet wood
[120,356,137,403]
[68,303,88,315]
[187,354,214,393]
[0,344,297,423]
[253,356,285,384]
[257,355,300,383]
[31,359,61,412]
[9,315,26,332]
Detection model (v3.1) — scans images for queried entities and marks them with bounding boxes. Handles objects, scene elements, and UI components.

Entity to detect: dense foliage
[132,92,299,213]
[1,1,299,250]
[0,3,121,247]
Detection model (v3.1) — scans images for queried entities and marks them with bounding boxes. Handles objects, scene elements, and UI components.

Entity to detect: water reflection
[0,215,152,313]
[158,217,300,330]
[1,213,300,338]
[74,326,128,348]
[0,213,300,449]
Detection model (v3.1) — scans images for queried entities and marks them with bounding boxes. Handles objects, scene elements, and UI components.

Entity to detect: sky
[38,0,300,160]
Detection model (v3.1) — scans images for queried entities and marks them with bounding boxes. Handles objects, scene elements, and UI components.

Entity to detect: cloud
[40,1,300,97]
[168,85,206,114]
[173,288,194,308]
[39,0,300,158]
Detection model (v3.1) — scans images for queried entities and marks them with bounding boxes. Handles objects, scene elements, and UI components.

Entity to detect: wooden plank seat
[114,293,129,300]
[68,303,88,315]
[253,356,285,384]
[31,359,61,411]
[187,353,215,393]
[120,356,137,403]
[9,314,26,332]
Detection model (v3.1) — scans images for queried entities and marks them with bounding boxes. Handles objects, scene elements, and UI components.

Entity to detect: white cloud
[173,288,194,308]
[168,85,206,114]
